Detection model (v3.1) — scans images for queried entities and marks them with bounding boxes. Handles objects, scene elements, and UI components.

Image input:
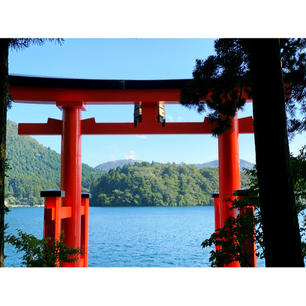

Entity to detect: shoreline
[6,205,44,208]
[7,204,213,208]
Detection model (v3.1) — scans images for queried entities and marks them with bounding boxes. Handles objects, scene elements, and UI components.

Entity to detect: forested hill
[5,121,102,206]
[91,162,228,207]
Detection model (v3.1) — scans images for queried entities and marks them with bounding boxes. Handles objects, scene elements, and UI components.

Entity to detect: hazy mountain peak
[193,159,254,170]
[95,159,141,171]
[95,158,255,171]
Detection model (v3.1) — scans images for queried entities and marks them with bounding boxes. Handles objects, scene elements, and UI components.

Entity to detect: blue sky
[7,39,305,167]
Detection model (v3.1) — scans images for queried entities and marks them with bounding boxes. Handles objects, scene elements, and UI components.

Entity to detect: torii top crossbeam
[9,75,191,103]
[9,75,252,104]
[9,75,253,135]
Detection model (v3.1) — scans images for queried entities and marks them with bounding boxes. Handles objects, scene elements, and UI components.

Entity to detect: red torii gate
[9,75,254,267]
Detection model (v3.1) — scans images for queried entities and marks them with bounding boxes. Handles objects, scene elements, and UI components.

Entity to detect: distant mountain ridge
[96,159,140,171]
[194,159,254,170]
[95,159,254,171]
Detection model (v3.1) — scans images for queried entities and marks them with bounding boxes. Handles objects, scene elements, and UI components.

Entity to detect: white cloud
[124,150,137,160]
[136,135,147,140]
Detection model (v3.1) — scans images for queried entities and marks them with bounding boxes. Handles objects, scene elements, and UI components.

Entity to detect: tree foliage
[202,148,306,267]
[180,39,250,135]
[180,39,306,136]
[280,39,306,137]
[0,38,63,267]
[5,230,82,267]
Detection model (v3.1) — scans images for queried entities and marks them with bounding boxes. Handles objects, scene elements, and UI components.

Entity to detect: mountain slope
[5,121,102,206]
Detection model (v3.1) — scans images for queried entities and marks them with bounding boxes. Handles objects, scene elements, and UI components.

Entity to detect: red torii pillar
[19,102,85,267]
[218,114,241,267]
[60,105,82,266]
[212,193,221,252]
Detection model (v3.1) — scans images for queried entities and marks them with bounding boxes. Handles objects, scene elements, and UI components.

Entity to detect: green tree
[6,230,82,267]
[202,148,306,266]
[243,39,304,266]
[0,39,62,267]
[0,39,10,268]
[181,38,306,266]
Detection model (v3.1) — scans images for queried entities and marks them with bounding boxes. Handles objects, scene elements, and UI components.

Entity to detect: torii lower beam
[19,116,254,135]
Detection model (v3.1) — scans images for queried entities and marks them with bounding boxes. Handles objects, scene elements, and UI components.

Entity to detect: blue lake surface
[4,206,264,267]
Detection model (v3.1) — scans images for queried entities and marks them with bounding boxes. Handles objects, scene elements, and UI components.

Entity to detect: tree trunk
[0,39,9,267]
[245,39,304,266]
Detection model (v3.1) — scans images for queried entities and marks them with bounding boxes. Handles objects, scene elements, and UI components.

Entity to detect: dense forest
[5,120,250,207]
[90,162,249,206]
[5,121,102,206]
[90,162,219,206]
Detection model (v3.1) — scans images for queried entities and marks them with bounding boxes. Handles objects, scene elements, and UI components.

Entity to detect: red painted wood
[236,190,257,267]
[238,116,254,133]
[9,85,251,104]
[213,193,221,253]
[81,197,89,267]
[18,116,253,136]
[81,118,217,135]
[18,118,62,135]
[218,114,241,267]
[60,106,82,267]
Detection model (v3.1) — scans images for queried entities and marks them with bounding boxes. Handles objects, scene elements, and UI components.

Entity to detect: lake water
[4,206,264,267]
